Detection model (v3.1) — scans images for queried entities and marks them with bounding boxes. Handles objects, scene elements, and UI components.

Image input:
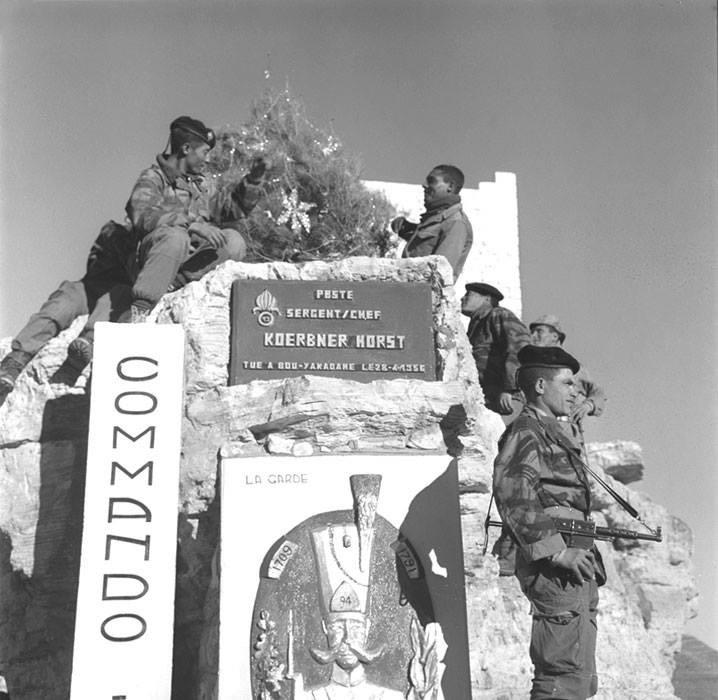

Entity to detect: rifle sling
[548,426,640,519]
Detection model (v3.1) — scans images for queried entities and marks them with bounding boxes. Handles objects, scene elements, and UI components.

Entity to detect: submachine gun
[483,423,663,554]
[485,516,662,552]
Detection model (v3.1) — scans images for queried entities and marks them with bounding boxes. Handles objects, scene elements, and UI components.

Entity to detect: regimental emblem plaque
[229,280,436,383]
[218,454,472,700]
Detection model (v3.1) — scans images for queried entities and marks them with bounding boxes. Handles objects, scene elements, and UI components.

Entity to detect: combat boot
[0,351,32,403]
[66,335,94,371]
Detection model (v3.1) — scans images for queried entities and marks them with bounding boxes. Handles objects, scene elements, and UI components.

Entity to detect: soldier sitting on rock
[0,116,269,405]
[390,164,473,281]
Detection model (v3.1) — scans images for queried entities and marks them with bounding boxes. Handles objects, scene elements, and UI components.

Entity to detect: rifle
[484,517,662,552]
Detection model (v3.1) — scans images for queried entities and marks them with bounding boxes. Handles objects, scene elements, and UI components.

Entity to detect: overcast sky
[1,0,716,648]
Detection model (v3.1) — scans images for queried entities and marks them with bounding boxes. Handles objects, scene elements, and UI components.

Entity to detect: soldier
[124,115,269,323]
[0,116,269,404]
[461,282,530,419]
[390,164,473,280]
[529,314,606,445]
[493,345,606,700]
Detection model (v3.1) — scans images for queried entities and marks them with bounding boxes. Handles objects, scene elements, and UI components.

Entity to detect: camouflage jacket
[574,365,607,417]
[493,405,591,562]
[467,306,531,400]
[398,201,473,279]
[125,154,262,238]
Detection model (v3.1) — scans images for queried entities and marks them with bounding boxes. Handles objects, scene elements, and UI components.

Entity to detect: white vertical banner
[70,322,185,700]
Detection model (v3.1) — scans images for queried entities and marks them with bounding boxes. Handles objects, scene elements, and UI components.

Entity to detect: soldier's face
[461,291,492,317]
[184,142,211,174]
[540,368,577,416]
[423,170,452,207]
[531,324,560,347]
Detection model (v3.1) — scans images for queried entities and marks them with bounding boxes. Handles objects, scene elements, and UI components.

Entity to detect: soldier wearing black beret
[492,343,606,699]
[0,116,271,404]
[461,281,531,419]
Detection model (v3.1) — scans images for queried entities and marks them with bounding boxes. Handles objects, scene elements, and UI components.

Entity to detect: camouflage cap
[529,314,566,343]
[465,282,504,301]
[170,116,216,149]
[518,345,580,374]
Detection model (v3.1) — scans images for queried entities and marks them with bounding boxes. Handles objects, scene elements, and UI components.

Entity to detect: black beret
[517,345,580,374]
[464,282,504,301]
[170,116,216,149]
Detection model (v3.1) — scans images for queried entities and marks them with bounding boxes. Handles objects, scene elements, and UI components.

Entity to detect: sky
[1,0,716,649]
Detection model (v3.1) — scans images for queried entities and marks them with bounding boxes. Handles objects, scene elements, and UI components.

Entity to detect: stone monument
[0,254,698,699]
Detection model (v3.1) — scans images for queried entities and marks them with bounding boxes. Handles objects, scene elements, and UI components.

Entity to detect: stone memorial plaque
[70,323,185,700]
[229,280,436,383]
[219,454,471,699]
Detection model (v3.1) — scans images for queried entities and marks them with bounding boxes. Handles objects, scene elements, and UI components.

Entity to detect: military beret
[464,282,504,301]
[529,314,566,343]
[517,345,580,374]
[170,116,216,149]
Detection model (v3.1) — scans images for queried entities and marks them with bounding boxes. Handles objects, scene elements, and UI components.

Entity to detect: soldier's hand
[498,391,515,414]
[188,221,227,249]
[551,548,596,583]
[570,400,593,422]
[248,156,271,183]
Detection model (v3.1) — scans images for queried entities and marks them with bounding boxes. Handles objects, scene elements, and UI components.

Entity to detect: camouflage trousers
[519,565,599,700]
[11,221,134,358]
[131,225,246,309]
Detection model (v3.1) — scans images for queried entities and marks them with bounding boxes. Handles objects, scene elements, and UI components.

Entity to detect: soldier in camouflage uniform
[493,344,606,700]
[461,282,531,419]
[0,116,267,404]
[0,220,137,405]
[125,115,268,321]
[529,314,606,447]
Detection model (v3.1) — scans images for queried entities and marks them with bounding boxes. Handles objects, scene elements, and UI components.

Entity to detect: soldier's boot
[66,333,94,372]
[0,350,33,405]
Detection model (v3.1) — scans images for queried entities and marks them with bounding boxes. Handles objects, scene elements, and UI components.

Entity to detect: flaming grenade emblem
[252,289,281,327]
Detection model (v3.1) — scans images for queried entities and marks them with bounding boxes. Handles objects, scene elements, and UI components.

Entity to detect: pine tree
[206,89,398,263]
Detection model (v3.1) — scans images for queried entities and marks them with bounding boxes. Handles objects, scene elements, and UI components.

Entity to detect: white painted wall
[364,172,522,318]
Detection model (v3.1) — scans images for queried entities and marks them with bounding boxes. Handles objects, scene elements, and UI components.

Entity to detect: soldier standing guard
[461,282,531,420]
[492,345,606,700]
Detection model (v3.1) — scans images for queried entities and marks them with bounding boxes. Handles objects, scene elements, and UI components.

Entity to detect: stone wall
[0,257,696,699]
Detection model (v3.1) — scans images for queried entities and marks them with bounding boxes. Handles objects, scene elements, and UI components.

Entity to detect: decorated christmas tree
[207,88,398,263]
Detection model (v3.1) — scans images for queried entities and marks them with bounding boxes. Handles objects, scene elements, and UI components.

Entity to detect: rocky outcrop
[586,441,645,484]
[0,257,697,699]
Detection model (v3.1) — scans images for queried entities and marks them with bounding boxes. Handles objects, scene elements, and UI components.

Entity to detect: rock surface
[0,256,698,698]
[586,440,645,484]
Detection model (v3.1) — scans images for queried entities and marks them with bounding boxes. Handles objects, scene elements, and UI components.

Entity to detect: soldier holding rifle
[492,344,605,699]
